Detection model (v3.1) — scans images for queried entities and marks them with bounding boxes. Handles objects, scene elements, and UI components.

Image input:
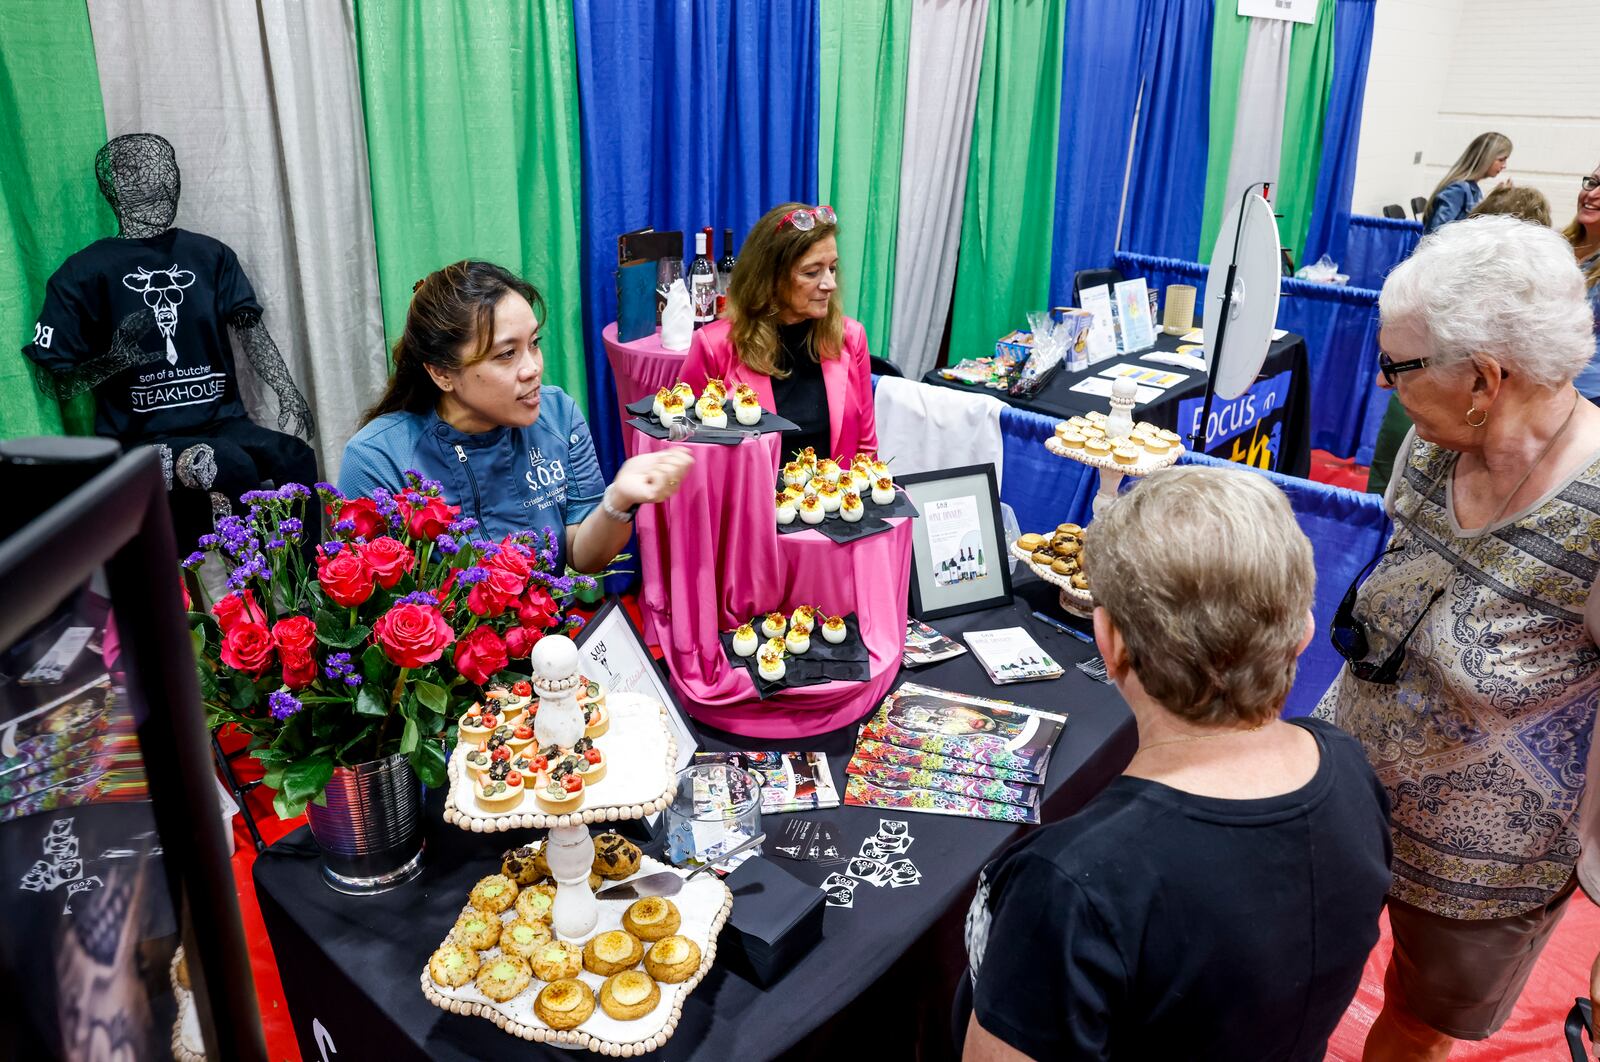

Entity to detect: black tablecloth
[921,330,1312,478]
[253,578,1136,1062]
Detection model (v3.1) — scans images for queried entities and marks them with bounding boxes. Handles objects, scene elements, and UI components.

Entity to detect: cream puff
[760,611,787,639]
[732,622,759,656]
[871,477,895,505]
[798,493,825,524]
[776,492,797,525]
[821,614,847,644]
[785,626,810,655]
[840,491,864,522]
[735,391,762,425]
[817,483,842,513]
[782,461,810,488]
[696,395,727,428]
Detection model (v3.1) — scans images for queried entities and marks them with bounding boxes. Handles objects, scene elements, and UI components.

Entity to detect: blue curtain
[989,403,1392,715]
[1178,451,1391,715]
[1302,0,1377,269]
[1341,214,1422,290]
[1118,0,1214,260]
[572,0,821,478]
[1046,1,1145,305]
[1115,251,1386,463]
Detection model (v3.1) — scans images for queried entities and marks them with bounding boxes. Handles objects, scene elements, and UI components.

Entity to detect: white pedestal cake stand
[433,636,727,1053]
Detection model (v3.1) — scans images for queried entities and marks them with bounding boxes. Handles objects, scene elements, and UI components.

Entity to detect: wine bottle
[717,228,736,295]
[690,231,716,329]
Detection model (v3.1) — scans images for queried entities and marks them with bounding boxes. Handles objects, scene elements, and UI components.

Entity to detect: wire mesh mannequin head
[95,134,181,238]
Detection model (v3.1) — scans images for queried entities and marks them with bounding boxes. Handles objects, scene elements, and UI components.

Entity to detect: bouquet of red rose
[184,473,593,819]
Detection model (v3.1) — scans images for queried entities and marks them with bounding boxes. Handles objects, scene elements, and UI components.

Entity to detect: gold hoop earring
[1466,404,1488,428]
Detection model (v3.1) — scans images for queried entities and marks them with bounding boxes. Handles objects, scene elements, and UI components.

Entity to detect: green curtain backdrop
[352,0,587,407]
[1198,5,1251,260]
[818,0,909,361]
[948,0,1064,363]
[0,3,112,438]
[1276,0,1336,263]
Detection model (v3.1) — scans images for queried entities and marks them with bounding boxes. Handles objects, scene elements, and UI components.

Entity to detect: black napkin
[722,856,826,987]
[719,613,871,699]
[625,395,799,437]
[777,487,919,543]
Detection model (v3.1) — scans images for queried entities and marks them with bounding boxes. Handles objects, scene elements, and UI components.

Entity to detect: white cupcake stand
[429,636,731,1054]
[1013,378,1184,616]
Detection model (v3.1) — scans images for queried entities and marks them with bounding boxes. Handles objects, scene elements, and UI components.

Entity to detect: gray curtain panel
[86,0,387,478]
[889,0,989,382]
[1218,16,1292,248]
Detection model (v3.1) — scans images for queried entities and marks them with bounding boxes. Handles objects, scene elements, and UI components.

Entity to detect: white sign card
[575,598,698,772]
[1097,363,1189,389]
[923,495,991,588]
[1113,278,1157,353]
[1238,0,1317,24]
[1069,376,1164,406]
[1077,285,1118,363]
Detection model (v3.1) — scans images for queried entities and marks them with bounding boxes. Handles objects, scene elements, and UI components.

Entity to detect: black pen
[1031,610,1094,645]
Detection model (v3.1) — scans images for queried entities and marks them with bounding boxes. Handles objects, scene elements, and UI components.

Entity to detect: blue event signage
[1176,370,1293,470]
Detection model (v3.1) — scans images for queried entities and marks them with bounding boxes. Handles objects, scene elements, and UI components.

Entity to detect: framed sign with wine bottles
[898,464,1013,621]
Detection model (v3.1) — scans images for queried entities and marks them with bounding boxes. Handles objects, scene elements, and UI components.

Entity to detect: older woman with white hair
[1318,215,1600,1058]
[963,465,1392,1061]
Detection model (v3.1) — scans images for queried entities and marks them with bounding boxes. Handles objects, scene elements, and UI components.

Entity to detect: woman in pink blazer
[682,202,878,462]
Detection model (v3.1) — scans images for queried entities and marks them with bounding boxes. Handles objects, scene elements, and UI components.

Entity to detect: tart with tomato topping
[576,743,607,785]
[505,721,535,753]
[474,762,527,812]
[535,771,585,813]
[576,675,607,711]
[457,705,499,743]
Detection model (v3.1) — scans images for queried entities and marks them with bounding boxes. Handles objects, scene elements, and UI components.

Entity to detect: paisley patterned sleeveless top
[1318,435,1600,918]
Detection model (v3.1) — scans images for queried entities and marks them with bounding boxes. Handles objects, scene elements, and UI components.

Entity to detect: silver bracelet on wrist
[599,489,635,524]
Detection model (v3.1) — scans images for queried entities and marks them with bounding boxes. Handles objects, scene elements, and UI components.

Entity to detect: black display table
[253,578,1136,1062]
[921,330,1312,478]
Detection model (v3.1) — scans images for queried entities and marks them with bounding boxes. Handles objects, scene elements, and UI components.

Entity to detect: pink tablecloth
[602,324,691,457]
[633,428,912,738]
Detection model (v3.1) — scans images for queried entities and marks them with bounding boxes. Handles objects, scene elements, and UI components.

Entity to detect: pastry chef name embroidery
[522,444,569,511]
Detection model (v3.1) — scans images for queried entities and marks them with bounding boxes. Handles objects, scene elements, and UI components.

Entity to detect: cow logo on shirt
[123,264,195,365]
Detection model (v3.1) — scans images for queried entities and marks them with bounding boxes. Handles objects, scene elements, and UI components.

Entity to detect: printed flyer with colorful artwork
[848,760,1039,810]
[854,683,1065,778]
[849,739,1038,785]
[843,774,1038,824]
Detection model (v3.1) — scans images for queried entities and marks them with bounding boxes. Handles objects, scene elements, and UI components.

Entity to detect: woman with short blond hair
[962,464,1392,1061]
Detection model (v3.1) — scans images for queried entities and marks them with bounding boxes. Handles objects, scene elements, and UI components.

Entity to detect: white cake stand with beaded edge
[1037,378,1185,613]
[441,634,678,940]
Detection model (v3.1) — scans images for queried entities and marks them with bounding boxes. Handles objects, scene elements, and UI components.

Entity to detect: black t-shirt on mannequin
[25,229,259,442]
[771,320,831,461]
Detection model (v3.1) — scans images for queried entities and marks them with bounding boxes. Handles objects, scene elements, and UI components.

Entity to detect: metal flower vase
[302,753,425,895]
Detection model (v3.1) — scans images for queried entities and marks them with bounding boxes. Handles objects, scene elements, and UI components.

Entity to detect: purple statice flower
[470,540,501,557]
[573,575,598,593]
[417,476,443,495]
[280,517,303,539]
[240,489,271,505]
[268,690,303,721]
[434,534,460,555]
[266,538,287,551]
[447,517,479,535]
[278,483,311,500]
[181,551,207,569]
[323,652,355,682]
[197,533,220,549]
[371,487,397,515]
[225,567,250,590]
[314,481,343,502]
[320,541,344,557]
[397,591,439,606]
[549,574,576,595]
[566,615,587,633]
[334,519,357,535]
[343,674,364,687]
[457,566,490,586]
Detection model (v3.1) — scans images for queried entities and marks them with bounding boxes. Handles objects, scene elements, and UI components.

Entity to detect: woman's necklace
[1133,718,1271,757]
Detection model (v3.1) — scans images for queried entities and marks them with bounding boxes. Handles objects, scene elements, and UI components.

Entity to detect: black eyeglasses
[1378,350,1429,386]
[1329,544,1445,684]
[1582,175,1600,193]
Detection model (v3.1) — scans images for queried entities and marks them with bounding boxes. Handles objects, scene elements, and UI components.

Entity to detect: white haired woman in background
[1318,215,1600,1058]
